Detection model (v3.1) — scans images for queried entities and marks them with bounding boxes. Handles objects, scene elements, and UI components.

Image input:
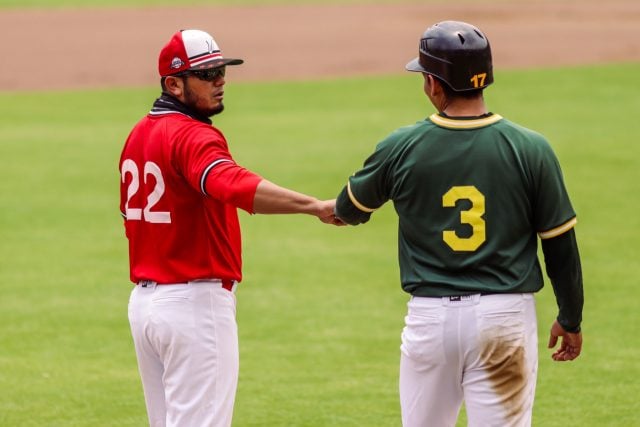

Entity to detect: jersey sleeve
[541,228,583,332]
[203,162,262,213]
[335,138,395,224]
[530,136,577,238]
[173,123,262,213]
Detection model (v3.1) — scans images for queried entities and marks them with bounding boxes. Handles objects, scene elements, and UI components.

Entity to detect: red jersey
[119,95,262,284]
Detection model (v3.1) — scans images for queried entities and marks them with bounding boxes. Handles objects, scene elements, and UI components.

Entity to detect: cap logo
[205,39,215,54]
[170,57,184,69]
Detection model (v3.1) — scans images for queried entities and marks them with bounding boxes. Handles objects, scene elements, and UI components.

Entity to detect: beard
[203,102,225,117]
[183,81,225,118]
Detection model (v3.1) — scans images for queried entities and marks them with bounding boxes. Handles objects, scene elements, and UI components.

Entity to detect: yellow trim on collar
[347,181,376,213]
[538,217,577,240]
[430,113,503,129]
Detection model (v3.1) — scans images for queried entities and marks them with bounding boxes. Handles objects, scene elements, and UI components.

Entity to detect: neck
[153,92,213,124]
[440,97,488,117]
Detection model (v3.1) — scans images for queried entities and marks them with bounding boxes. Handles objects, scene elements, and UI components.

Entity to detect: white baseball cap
[158,29,243,77]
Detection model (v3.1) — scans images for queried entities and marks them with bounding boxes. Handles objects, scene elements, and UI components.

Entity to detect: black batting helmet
[406,21,493,92]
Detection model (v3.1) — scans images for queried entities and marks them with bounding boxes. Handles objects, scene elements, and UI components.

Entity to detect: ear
[164,76,184,98]
[424,74,441,98]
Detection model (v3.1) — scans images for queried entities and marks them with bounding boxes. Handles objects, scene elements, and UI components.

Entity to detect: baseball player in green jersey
[334,21,584,426]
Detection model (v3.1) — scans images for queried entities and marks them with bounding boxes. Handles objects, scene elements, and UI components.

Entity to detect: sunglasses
[187,67,226,82]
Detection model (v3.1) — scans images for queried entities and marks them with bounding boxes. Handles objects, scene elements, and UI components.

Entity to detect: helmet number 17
[470,73,487,88]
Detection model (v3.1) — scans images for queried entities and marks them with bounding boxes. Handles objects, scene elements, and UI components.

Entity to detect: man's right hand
[548,320,582,361]
[317,199,345,226]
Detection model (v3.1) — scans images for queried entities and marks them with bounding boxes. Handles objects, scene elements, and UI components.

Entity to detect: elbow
[335,207,371,226]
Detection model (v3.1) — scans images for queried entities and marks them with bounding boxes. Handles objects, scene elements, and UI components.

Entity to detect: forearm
[541,228,584,332]
[252,179,324,216]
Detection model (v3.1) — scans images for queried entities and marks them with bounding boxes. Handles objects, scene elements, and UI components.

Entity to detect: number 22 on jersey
[121,159,172,224]
[442,186,485,252]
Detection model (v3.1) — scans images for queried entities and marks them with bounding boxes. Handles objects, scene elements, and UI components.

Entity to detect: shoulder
[159,114,227,146]
[494,117,560,158]
[497,118,549,144]
[376,119,434,150]
[391,119,434,138]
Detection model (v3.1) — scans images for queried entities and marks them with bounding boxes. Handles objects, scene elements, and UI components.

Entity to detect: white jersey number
[121,159,172,224]
[442,186,486,251]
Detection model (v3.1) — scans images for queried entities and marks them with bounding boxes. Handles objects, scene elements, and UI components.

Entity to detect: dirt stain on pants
[479,331,528,418]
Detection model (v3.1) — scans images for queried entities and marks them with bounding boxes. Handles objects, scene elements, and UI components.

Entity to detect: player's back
[387,114,565,296]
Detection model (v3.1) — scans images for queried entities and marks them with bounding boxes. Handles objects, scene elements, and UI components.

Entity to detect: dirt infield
[0,0,638,91]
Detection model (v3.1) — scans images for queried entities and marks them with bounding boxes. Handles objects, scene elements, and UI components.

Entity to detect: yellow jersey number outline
[442,186,486,252]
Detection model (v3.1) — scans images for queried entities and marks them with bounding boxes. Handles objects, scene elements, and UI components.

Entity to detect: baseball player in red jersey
[119,29,338,427]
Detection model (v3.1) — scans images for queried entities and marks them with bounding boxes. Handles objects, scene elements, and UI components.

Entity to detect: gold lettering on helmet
[470,73,487,88]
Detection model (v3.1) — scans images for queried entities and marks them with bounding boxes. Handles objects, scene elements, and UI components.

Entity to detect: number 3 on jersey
[121,159,172,224]
[442,186,485,251]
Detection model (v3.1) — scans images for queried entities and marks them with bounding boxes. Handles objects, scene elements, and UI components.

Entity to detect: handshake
[251,181,354,226]
[315,199,346,226]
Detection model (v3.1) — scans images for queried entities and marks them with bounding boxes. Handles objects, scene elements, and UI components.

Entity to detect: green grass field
[1,63,639,426]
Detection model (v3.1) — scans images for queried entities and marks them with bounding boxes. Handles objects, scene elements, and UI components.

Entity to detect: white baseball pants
[128,280,239,427]
[399,293,538,427]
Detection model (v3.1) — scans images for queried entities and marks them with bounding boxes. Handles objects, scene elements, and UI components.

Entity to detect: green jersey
[336,113,577,297]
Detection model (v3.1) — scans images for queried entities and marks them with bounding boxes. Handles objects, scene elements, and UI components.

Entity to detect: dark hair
[434,75,484,100]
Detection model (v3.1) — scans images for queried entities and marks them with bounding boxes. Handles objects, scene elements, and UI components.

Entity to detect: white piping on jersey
[430,113,503,129]
[200,159,233,195]
[347,181,376,213]
[538,217,577,239]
